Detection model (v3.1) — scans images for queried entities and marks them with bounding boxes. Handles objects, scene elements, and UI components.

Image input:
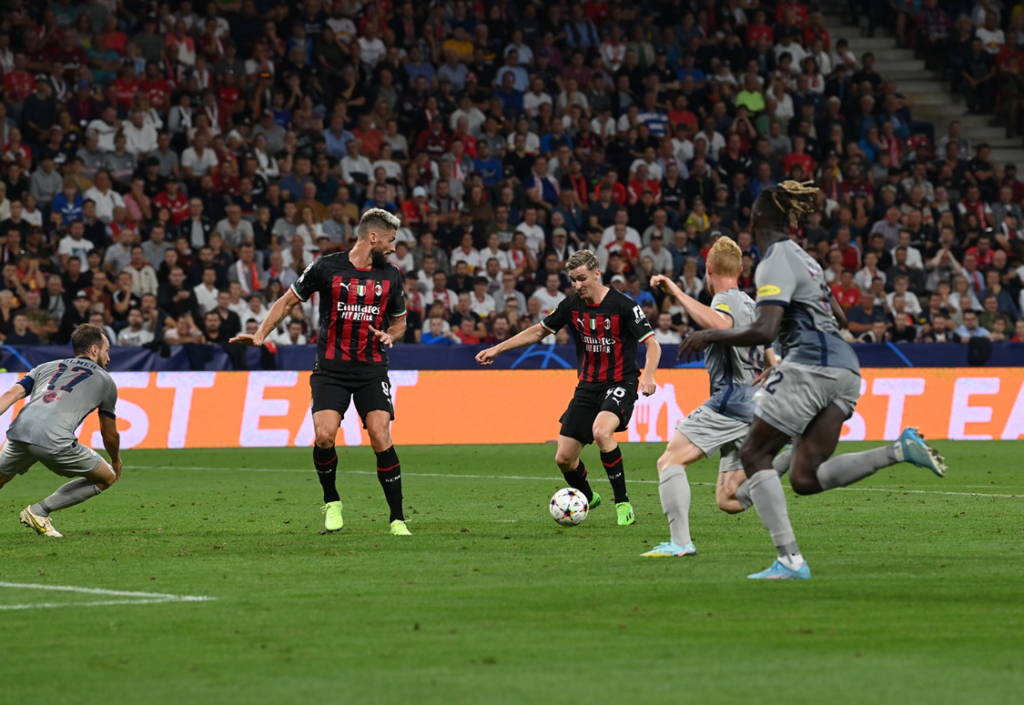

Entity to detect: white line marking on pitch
[132,465,1024,499]
[0,581,216,611]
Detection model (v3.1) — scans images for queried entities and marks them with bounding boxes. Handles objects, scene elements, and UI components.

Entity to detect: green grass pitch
[0,442,1021,705]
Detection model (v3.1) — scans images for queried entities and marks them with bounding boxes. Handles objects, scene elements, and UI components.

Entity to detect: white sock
[659,465,691,547]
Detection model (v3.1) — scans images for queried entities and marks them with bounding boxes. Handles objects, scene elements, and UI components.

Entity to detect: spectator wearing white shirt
[653,312,683,344]
[356,25,386,68]
[193,266,220,315]
[181,133,219,181]
[480,231,512,271]
[269,320,308,346]
[117,308,156,346]
[531,272,567,316]
[86,108,121,152]
[424,270,458,312]
[516,206,547,256]
[469,277,497,318]
[122,110,158,158]
[450,231,483,272]
[523,78,553,118]
[341,139,373,186]
[57,220,91,270]
[600,209,642,249]
[83,170,126,223]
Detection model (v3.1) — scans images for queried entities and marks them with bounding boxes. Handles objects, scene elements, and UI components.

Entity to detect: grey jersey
[7,358,118,452]
[704,288,763,421]
[755,240,861,374]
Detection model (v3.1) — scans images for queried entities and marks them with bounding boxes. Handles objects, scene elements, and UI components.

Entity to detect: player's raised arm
[232,287,301,346]
[475,322,551,365]
[651,275,733,330]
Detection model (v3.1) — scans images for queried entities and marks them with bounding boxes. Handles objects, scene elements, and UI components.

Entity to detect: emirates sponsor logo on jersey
[337,302,381,320]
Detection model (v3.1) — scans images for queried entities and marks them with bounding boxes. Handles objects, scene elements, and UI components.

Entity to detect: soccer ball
[549,488,589,526]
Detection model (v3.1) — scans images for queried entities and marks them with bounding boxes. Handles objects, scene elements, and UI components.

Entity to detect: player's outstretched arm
[0,384,27,417]
[651,275,732,330]
[99,413,122,478]
[231,288,300,346]
[679,304,783,360]
[475,323,550,365]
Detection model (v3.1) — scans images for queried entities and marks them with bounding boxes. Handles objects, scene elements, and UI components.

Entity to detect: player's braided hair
[765,180,819,223]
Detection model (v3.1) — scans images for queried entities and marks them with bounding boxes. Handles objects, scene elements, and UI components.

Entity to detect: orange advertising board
[1,369,1022,450]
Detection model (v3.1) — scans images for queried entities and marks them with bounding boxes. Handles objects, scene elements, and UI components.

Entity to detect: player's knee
[788,471,820,496]
[554,450,576,471]
[655,452,677,473]
[592,427,614,449]
[739,444,766,474]
[368,429,392,453]
[314,433,336,449]
[716,496,743,514]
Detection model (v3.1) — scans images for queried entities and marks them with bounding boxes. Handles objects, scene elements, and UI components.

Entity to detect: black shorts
[559,379,638,445]
[310,369,394,427]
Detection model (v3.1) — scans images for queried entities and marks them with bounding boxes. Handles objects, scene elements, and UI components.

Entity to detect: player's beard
[371,245,389,268]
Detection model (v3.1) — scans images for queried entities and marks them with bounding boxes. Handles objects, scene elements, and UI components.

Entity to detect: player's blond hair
[357,208,401,238]
[565,249,600,272]
[706,236,743,278]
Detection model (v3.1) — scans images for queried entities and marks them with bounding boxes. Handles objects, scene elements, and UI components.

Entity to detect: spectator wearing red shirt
[746,11,774,46]
[111,65,141,109]
[833,227,861,272]
[964,235,995,269]
[803,13,831,51]
[140,63,173,111]
[593,169,627,206]
[154,178,189,226]
[831,270,862,311]
[1001,163,1024,203]
[2,53,34,106]
[783,138,816,176]
[775,0,809,25]
[352,114,384,160]
[414,116,450,160]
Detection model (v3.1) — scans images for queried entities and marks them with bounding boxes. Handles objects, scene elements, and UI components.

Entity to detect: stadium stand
[0,0,1023,371]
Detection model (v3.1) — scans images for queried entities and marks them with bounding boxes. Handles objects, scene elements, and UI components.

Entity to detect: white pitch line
[131,465,1024,499]
[0,581,216,611]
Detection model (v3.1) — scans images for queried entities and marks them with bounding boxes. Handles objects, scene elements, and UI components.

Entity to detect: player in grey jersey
[642,237,784,557]
[0,325,122,538]
[680,182,946,579]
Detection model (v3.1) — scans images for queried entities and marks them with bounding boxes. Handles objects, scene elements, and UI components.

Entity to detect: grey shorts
[675,403,749,473]
[0,440,104,478]
[753,361,861,437]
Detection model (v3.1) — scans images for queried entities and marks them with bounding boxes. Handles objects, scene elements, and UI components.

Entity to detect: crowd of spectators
[0,0,1023,369]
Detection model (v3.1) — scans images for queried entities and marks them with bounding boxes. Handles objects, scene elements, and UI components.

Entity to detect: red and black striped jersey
[541,288,655,387]
[291,251,406,372]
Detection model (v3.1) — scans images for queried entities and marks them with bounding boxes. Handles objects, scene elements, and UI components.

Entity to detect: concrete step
[991,149,1024,164]
[867,48,918,62]
[905,91,960,107]
[963,126,1011,141]
[896,80,946,93]
[883,69,942,83]
[841,37,898,51]
[913,104,971,118]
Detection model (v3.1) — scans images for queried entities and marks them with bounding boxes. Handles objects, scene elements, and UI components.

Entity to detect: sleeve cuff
[290,282,309,302]
[756,300,789,308]
[389,310,407,319]
[98,409,116,420]
[540,320,557,334]
[16,377,34,394]
[638,330,655,342]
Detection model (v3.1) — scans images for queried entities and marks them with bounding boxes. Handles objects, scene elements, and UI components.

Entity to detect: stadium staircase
[820,0,1024,167]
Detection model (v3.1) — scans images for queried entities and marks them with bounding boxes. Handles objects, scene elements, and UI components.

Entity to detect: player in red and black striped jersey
[477,250,661,525]
[232,209,411,536]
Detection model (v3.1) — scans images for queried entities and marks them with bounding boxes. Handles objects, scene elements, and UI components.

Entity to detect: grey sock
[734,451,792,509]
[773,448,793,476]
[747,470,799,557]
[33,478,102,517]
[659,465,691,546]
[816,445,898,490]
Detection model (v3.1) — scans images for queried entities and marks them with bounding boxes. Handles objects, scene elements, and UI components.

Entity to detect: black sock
[375,446,404,522]
[313,445,340,503]
[600,446,629,503]
[563,460,594,503]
